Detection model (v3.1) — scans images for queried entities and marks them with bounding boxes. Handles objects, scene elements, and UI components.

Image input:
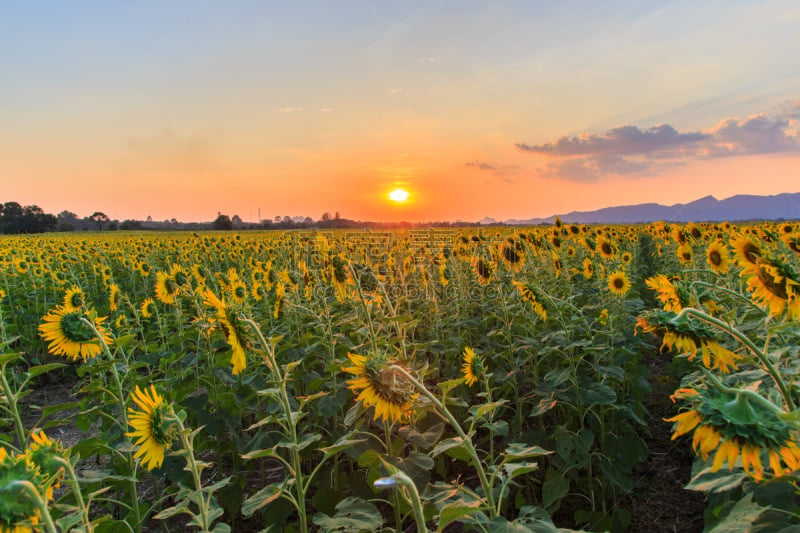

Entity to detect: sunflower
[154,270,180,305]
[25,431,64,501]
[598,308,609,326]
[512,280,547,320]
[472,257,492,285]
[501,244,524,271]
[38,306,112,361]
[636,311,741,373]
[192,263,210,286]
[108,283,120,312]
[12,258,28,275]
[0,447,42,532]
[582,257,594,280]
[676,244,693,265]
[552,252,562,278]
[607,271,631,296]
[62,285,86,312]
[343,352,418,424]
[741,258,800,320]
[126,385,176,470]
[330,255,351,301]
[705,241,730,274]
[228,277,248,305]
[461,347,484,387]
[645,275,685,312]
[666,387,800,482]
[731,234,763,267]
[597,238,616,259]
[203,289,248,375]
[140,297,156,319]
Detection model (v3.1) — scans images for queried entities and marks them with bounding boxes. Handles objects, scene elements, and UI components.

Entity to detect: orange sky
[1,2,799,223]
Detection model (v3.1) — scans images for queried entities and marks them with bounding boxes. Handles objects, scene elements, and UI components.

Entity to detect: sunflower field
[2,220,800,532]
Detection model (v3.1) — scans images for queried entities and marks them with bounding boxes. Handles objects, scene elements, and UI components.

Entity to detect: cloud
[276,107,304,113]
[518,102,800,182]
[466,160,496,171]
[516,124,708,157]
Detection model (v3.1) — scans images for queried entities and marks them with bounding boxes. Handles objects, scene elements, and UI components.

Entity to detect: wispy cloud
[466,160,520,182]
[276,107,304,113]
[518,102,800,182]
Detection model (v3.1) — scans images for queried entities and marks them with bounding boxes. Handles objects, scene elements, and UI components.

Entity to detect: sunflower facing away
[38,306,113,361]
[666,387,800,482]
[203,288,248,375]
[645,275,686,312]
[343,352,418,424]
[126,385,176,470]
[461,347,484,387]
[512,280,547,320]
[0,447,42,532]
[637,310,741,373]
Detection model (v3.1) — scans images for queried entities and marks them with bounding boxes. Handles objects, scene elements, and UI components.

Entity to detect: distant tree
[321,212,332,222]
[120,219,143,230]
[57,210,79,232]
[90,211,110,231]
[232,215,243,228]
[0,202,56,234]
[213,213,233,230]
[334,212,341,220]
[303,216,314,226]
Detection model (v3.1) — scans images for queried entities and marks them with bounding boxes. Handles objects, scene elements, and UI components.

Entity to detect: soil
[624,351,707,533]
[18,355,707,533]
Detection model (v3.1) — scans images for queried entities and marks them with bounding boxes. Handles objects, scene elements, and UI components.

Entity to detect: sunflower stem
[10,479,58,533]
[55,455,93,532]
[673,308,796,410]
[698,367,786,417]
[81,317,143,532]
[244,319,309,533]
[172,408,212,532]
[389,365,498,517]
[0,359,27,451]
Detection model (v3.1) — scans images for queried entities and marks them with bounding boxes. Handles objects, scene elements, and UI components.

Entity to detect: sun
[388,188,410,203]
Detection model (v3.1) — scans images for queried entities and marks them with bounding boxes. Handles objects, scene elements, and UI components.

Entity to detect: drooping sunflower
[62,285,86,312]
[38,306,112,361]
[126,385,176,470]
[666,387,800,482]
[645,275,686,312]
[330,255,351,301]
[461,347,484,387]
[731,234,763,267]
[512,280,547,320]
[705,241,730,274]
[552,252,562,278]
[637,310,741,373]
[140,298,157,319]
[25,430,64,501]
[607,271,631,296]
[203,288,248,375]
[501,243,524,271]
[741,257,800,320]
[342,352,418,424]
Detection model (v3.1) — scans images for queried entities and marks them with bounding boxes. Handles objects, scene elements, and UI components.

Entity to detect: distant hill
[504,192,800,225]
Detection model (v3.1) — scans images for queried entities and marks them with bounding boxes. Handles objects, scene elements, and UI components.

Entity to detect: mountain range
[501,192,800,225]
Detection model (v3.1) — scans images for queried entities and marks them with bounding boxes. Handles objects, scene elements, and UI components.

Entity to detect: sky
[1,1,799,223]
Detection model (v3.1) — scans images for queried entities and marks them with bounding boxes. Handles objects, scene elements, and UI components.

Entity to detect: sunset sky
[2,1,799,223]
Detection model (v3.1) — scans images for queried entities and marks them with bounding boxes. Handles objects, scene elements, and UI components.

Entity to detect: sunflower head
[598,308,609,326]
[461,347,485,387]
[706,241,730,274]
[140,298,157,319]
[666,386,800,481]
[676,244,694,265]
[25,431,65,497]
[62,286,86,312]
[512,280,547,320]
[741,257,800,320]
[472,257,492,285]
[38,306,112,361]
[126,385,178,470]
[607,271,631,296]
[582,257,594,280]
[731,234,763,267]
[0,446,44,530]
[343,353,418,424]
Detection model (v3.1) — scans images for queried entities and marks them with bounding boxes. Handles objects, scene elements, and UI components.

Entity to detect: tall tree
[90,211,110,231]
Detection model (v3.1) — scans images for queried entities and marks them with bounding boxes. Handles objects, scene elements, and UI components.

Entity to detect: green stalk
[55,456,93,532]
[389,365,497,516]
[172,409,211,531]
[11,480,58,533]
[673,307,795,410]
[0,360,27,450]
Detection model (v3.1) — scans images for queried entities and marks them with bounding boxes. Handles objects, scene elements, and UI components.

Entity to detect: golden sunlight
[388,188,410,203]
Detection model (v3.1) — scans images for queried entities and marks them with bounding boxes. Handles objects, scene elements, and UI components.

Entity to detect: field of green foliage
[2,221,800,532]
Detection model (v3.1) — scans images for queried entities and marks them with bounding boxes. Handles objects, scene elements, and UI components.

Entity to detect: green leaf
[27,362,64,379]
[398,423,445,450]
[469,400,507,420]
[438,378,464,397]
[431,436,468,458]
[685,466,747,493]
[578,382,616,406]
[503,461,539,481]
[154,500,192,520]
[0,352,22,366]
[542,476,569,512]
[437,500,486,532]
[706,493,769,533]
[501,443,552,463]
[530,393,557,417]
[318,434,366,460]
[312,496,384,532]
[241,482,285,517]
[241,447,280,461]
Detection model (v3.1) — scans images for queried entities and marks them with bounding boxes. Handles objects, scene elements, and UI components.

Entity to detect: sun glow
[388,188,410,203]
